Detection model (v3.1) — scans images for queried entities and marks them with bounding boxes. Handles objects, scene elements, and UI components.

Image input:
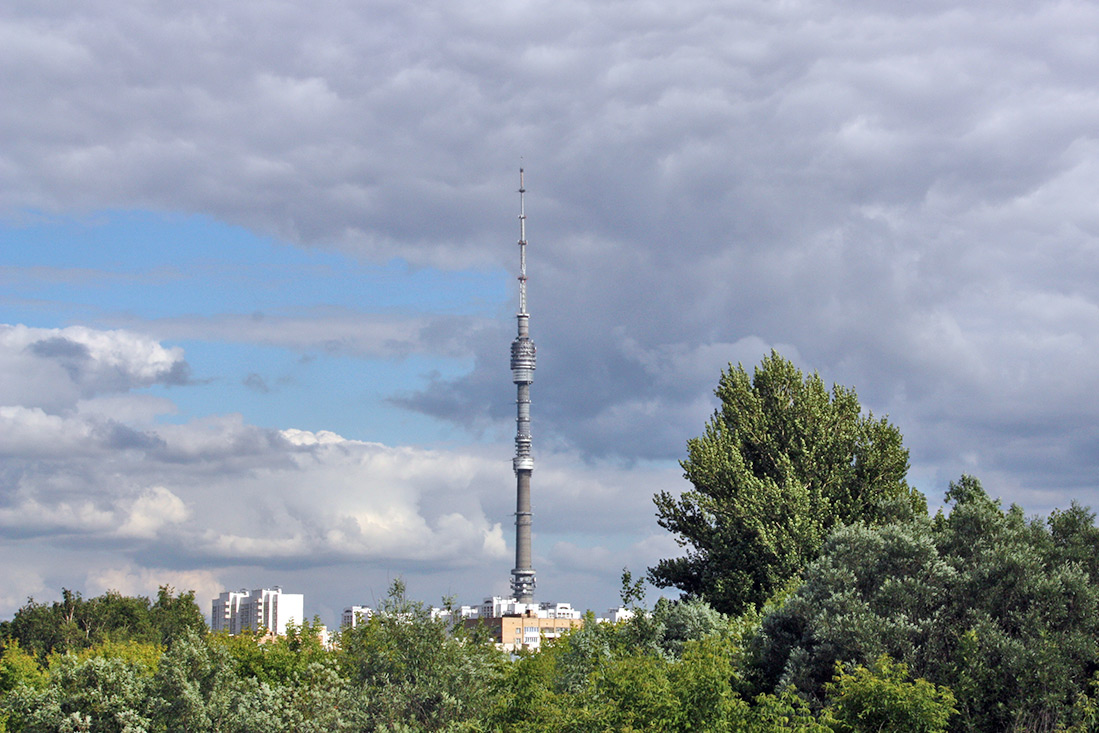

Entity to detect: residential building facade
[211,587,303,636]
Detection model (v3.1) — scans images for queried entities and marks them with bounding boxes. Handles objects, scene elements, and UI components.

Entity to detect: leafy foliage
[823,656,955,733]
[1,586,205,662]
[213,618,329,686]
[339,579,506,731]
[149,586,207,646]
[0,642,46,697]
[0,561,1065,733]
[4,652,156,733]
[754,475,1099,731]
[487,598,868,732]
[650,351,920,614]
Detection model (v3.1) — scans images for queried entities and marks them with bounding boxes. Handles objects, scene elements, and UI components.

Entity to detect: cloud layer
[0,324,672,617]
[3,0,1099,616]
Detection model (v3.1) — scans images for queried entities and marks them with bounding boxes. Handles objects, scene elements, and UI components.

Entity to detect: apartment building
[211,587,303,636]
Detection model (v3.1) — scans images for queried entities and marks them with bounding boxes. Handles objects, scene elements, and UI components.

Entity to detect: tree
[2,653,155,733]
[822,656,956,733]
[214,618,330,687]
[650,351,920,615]
[150,586,207,646]
[2,589,164,662]
[152,629,371,733]
[753,476,1099,732]
[0,640,47,697]
[338,579,505,731]
[1,593,83,662]
[79,591,157,647]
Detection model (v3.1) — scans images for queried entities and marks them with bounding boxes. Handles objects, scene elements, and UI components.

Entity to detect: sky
[2,0,1099,626]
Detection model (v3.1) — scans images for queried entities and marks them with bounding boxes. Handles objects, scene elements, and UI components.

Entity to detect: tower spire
[518,168,527,316]
[510,167,536,602]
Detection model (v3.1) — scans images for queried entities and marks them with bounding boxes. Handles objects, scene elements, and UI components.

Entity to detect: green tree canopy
[1,587,206,662]
[339,579,506,731]
[650,351,921,615]
[754,476,1099,731]
[150,586,207,646]
[823,656,956,733]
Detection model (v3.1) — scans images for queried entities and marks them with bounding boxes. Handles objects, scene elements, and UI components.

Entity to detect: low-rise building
[461,597,585,652]
[468,612,585,651]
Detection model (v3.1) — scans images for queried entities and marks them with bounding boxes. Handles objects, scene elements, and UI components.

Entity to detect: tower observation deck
[510,168,536,603]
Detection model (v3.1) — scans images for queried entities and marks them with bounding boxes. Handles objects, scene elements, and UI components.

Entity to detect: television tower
[510,168,536,603]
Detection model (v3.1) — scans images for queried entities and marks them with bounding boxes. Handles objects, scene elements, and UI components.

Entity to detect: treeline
[0,587,207,661]
[0,579,955,732]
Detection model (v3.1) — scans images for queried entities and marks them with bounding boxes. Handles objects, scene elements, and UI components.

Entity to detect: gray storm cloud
[2,0,1099,613]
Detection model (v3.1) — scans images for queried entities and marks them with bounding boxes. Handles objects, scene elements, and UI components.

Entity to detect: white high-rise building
[211,587,304,636]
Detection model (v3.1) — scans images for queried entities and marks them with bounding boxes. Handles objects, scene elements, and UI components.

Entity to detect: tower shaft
[510,168,536,603]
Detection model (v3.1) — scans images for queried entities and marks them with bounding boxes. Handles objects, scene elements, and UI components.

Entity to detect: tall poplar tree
[649,351,921,614]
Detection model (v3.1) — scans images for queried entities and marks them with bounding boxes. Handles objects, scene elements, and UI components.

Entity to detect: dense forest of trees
[3,353,1099,731]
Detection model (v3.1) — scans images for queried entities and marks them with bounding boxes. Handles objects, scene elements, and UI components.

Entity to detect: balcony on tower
[510,337,536,383]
